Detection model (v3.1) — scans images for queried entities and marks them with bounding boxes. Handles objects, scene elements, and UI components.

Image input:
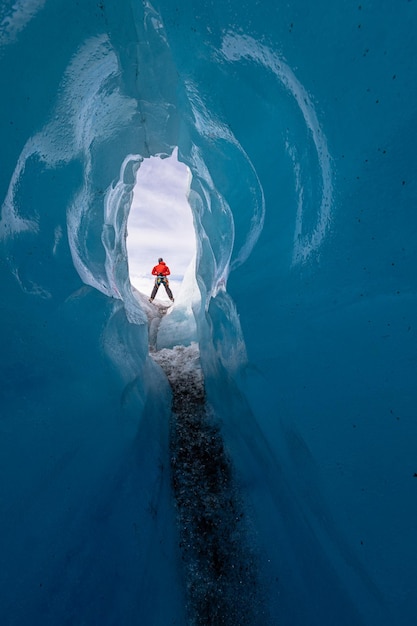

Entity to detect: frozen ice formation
[1,1,417,625]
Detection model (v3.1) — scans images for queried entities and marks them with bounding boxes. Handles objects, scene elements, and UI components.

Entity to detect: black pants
[150,276,174,300]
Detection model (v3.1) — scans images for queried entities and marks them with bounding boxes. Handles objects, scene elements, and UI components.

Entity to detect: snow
[152,342,202,386]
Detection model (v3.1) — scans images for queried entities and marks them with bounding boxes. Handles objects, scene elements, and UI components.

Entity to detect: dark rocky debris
[154,346,264,625]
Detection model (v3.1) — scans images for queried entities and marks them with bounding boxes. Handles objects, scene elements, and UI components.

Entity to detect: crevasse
[1,1,417,625]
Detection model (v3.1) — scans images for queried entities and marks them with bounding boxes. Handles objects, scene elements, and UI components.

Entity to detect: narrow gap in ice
[152,344,264,625]
[129,151,264,622]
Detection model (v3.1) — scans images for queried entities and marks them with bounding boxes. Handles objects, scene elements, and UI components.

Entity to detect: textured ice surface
[153,343,264,625]
[1,0,417,625]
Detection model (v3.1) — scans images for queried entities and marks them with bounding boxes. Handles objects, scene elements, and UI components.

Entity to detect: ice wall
[0,1,186,624]
[1,0,416,624]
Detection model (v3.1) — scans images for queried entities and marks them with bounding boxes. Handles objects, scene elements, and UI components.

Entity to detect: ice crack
[152,344,264,626]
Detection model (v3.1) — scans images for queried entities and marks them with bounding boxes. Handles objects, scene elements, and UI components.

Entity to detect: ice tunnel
[1,0,417,624]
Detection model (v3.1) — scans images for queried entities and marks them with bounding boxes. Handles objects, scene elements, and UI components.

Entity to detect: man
[149,257,174,303]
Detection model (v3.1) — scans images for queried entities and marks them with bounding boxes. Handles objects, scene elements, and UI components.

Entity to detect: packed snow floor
[148,303,265,625]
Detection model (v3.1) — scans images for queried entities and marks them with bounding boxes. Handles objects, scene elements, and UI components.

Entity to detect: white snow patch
[152,343,203,391]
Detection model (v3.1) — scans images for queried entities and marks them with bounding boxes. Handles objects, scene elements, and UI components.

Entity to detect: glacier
[1,0,417,624]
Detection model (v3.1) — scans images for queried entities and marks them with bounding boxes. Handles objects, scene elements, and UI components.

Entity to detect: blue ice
[1,0,417,624]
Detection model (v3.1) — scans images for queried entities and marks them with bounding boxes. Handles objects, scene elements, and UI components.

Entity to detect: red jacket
[152,261,170,277]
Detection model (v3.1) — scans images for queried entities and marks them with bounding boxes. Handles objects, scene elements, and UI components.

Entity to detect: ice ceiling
[1,1,417,625]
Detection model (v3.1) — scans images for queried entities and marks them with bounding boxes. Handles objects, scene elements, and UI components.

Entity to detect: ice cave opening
[124,149,201,352]
[126,148,196,304]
